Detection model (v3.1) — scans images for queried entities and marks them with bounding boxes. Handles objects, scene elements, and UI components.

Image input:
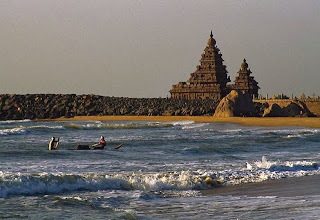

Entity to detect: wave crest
[0,171,219,198]
[1,158,319,198]
[0,127,26,136]
[0,125,64,136]
[65,122,173,130]
[0,119,31,124]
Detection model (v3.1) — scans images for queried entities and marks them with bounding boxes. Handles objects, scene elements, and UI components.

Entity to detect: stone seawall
[0,94,218,120]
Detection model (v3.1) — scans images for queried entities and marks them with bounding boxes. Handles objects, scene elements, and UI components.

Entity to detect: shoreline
[42,116,320,128]
[202,174,320,197]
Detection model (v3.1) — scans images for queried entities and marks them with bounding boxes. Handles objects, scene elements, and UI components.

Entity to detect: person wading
[48,137,59,150]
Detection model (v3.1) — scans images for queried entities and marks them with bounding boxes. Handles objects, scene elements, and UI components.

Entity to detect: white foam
[0,119,31,124]
[254,128,320,136]
[171,121,195,126]
[246,162,253,170]
[65,122,172,130]
[0,124,64,135]
[85,123,100,128]
[182,123,208,130]
[222,156,320,185]
[0,127,26,135]
[254,156,275,169]
[283,134,303,139]
[222,129,243,133]
[28,125,64,130]
[0,170,221,198]
[1,158,319,198]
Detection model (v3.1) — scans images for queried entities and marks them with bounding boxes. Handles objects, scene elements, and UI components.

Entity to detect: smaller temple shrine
[228,59,260,98]
[170,31,260,101]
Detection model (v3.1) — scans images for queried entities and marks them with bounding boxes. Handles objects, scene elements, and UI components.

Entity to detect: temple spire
[234,58,260,98]
[170,31,229,101]
[241,58,248,70]
[207,30,216,46]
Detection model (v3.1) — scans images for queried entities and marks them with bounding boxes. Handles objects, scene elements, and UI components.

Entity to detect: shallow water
[0,120,319,219]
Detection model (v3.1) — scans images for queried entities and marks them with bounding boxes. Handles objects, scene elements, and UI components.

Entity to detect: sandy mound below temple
[213,90,256,117]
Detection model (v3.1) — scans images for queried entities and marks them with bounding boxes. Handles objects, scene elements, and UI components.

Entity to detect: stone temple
[170,31,259,101]
[228,58,259,98]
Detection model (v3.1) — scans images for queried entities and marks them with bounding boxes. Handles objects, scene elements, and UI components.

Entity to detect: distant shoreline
[43,116,320,128]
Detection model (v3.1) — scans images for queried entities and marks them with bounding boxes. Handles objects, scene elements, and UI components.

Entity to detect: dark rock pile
[262,101,315,117]
[0,94,218,120]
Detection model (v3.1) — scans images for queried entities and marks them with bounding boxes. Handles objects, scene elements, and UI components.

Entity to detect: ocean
[0,120,319,219]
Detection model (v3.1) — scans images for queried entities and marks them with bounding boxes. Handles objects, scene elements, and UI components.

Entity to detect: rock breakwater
[0,94,218,120]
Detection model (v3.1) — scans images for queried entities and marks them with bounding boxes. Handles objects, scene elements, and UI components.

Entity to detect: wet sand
[202,174,320,197]
[49,116,320,128]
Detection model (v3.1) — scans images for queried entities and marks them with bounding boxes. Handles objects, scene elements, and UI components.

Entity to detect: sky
[0,0,320,98]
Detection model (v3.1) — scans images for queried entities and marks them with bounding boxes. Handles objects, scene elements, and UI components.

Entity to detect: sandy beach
[49,116,320,128]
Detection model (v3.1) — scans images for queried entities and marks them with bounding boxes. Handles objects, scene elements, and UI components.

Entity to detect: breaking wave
[28,125,64,130]
[182,123,208,130]
[0,125,64,136]
[0,171,207,198]
[0,157,318,198]
[0,127,26,135]
[0,121,196,136]
[171,121,195,126]
[64,122,174,130]
[255,128,320,137]
[0,119,31,124]
[0,121,199,135]
[201,127,320,140]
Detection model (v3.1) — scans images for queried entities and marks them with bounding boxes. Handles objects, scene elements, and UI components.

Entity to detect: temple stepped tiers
[170,31,260,101]
[228,59,260,98]
[170,31,230,102]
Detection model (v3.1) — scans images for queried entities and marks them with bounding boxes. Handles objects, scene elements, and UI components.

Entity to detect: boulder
[294,101,316,117]
[174,109,181,116]
[262,103,284,117]
[213,90,256,117]
[263,101,316,117]
[254,102,269,116]
[283,103,303,116]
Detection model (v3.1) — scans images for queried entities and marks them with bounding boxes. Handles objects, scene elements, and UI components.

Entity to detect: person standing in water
[48,137,59,150]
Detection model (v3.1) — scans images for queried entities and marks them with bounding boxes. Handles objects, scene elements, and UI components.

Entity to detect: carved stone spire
[240,58,249,70]
[170,31,230,101]
[207,30,216,46]
[234,59,259,98]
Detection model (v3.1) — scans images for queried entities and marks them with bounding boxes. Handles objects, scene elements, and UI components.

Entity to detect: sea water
[0,120,319,219]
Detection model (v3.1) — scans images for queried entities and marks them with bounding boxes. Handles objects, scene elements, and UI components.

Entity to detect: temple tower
[233,59,259,98]
[170,31,230,101]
